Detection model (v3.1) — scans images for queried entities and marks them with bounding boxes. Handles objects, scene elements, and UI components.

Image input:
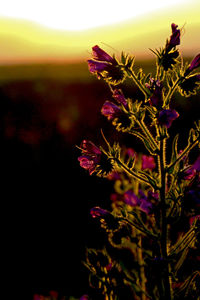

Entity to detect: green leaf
[173,271,200,297]
[194,120,200,132]
[132,100,143,114]
[143,137,158,155]
[143,72,152,86]
[144,105,157,118]
[126,56,135,69]
[137,68,145,81]
[149,48,160,57]
[137,170,158,190]
[188,128,197,144]
[174,247,189,274]
[127,211,158,239]
[169,226,196,256]
[166,73,174,88]
[168,134,179,174]
[130,129,156,155]
[121,51,127,65]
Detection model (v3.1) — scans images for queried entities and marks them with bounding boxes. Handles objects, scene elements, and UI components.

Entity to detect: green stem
[155,64,160,81]
[137,119,159,152]
[127,68,150,98]
[115,158,150,186]
[167,138,199,171]
[159,138,172,300]
[169,227,195,256]
[137,235,147,300]
[164,78,181,108]
[124,218,157,240]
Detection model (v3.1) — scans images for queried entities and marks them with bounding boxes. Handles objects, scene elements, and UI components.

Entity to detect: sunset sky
[0,0,199,64]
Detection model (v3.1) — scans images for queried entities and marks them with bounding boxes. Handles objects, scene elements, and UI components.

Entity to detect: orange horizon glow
[0,0,199,64]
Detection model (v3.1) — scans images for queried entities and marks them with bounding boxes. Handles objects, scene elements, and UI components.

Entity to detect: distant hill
[0,58,194,82]
[0,62,91,82]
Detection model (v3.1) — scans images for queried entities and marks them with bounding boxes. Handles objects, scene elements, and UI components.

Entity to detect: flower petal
[92,45,115,63]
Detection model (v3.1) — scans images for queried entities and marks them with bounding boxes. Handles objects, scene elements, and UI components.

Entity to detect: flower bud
[185,54,200,75]
[87,45,125,84]
[158,109,179,128]
[166,23,180,51]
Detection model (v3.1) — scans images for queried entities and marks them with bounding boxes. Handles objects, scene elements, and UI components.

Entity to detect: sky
[0,0,199,64]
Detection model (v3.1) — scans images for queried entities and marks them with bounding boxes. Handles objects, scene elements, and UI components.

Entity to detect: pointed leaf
[168,134,179,174]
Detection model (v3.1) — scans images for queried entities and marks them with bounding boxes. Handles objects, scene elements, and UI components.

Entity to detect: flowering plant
[78,23,200,300]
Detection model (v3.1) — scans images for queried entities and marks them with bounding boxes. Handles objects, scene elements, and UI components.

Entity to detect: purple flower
[189,215,200,226]
[186,54,200,74]
[123,190,140,206]
[101,101,122,120]
[167,23,180,51]
[148,190,159,201]
[107,171,121,181]
[33,295,41,300]
[87,59,110,74]
[87,45,125,85]
[158,109,179,128]
[92,45,116,63]
[110,193,122,206]
[81,140,102,156]
[87,45,116,78]
[90,206,109,218]
[125,148,136,161]
[80,295,89,300]
[142,155,156,170]
[119,189,155,214]
[179,74,200,96]
[188,189,200,207]
[181,156,200,180]
[180,166,196,180]
[138,190,153,214]
[78,155,97,175]
[87,45,116,73]
[193,155,200,172]
[78,140,101,175]
[78,140,113,176]
[140,199,153,214]
[112,88,128,108]
[90,206,118,229]
[146,78,163,108]
[101,101,131,131]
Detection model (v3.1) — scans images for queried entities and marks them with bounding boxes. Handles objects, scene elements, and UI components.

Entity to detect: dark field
[1,61,199,299]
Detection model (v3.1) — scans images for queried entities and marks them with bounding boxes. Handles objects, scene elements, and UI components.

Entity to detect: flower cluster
[77,23,200,300]
[101,88,132,132]
[87,45,126,85]
[151,23,181,71]
[33,291,58,300]
[78,140,113,176]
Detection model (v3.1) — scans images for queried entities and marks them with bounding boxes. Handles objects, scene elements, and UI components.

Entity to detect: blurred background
[0,0,199,299]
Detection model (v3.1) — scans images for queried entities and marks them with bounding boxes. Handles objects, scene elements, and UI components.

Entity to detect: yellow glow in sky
[0,0,199,64]
[0,0,188,31]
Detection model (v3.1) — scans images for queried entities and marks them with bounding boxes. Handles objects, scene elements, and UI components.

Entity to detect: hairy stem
[164,78,181,108]
[169,227,195,255]
[128,68,150,98]
[115,158,151,186]
[136,119,159,152]
[137,235,147,300]
[167,138,199,171]
[124,217,158,239]
[159,138,172,300]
